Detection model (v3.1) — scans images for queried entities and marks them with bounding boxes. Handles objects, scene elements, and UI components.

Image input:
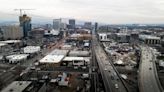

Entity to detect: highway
[139,46,163,92]
[92,32,128,92]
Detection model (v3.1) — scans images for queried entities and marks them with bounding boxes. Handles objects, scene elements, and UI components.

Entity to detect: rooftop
[0,40,21,44]
[39,49,69,63]
[139,35,160,40]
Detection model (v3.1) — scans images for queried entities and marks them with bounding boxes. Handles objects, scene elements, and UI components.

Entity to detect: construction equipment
[14,9,35,16]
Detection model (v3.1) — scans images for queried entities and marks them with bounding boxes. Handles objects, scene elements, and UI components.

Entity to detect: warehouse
[6,54,29,64]
[0,40,21,44]
[39,49,69,66]
[69,50,90,57]
[23,46,41,54]
[62,57,90,67]
[139,35,161,45]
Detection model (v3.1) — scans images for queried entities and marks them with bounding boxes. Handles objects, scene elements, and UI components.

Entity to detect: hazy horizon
[0,0,164,24]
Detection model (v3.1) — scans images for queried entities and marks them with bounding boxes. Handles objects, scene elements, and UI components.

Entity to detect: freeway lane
[92,34,128,92]
[139,46,163,92]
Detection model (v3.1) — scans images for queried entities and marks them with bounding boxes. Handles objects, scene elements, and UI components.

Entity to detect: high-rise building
[60,23,67,30]
[84,22,92,29]
[53,19,62,30]
[69,19,75,29]
[1,25,23,40]
[19,14,32,37]
[95,22,98,33]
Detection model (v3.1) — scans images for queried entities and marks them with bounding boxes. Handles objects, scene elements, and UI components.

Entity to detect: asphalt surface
[92,34,128,92]
[139,46,163,92]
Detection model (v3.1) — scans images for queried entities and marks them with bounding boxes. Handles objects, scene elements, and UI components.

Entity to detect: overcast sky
[0,0,164,24]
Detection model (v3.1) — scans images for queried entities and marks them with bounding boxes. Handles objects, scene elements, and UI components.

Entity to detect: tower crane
[14,9,35,16]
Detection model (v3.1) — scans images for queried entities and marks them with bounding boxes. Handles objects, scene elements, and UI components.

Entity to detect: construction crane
[14,9,35,16]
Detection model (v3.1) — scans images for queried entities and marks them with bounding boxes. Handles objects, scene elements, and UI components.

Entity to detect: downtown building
[68,19,75,29]
[53,19,62,30]
[84,22,92,30]
[19,14,32,37]
[0,25,23,40]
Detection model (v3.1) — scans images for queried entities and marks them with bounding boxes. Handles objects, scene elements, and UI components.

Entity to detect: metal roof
[39,49,69,63]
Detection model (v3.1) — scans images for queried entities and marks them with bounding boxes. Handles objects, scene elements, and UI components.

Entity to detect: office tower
[19,14,32,37]
[84,22,92,29]
[95,22,98,33]
[53,19,62,30]
[69,19,75,29]
[1,25,23,40]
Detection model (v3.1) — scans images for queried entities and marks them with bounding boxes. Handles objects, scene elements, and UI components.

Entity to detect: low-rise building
[139,35,161,45]
[23,46,41,54]
[116,33,130,43]
[69,51,90,57]
[1,25,23,40]
[39,49,69,66]
[6,54,29,64]
[63,57,90,66]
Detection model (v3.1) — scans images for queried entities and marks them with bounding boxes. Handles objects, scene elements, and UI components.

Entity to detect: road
[139,46,163,92]
[92,33,128,92]
[90,37,100,92]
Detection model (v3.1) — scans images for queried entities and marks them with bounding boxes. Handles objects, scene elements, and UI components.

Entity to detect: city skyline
[0,0,164,24]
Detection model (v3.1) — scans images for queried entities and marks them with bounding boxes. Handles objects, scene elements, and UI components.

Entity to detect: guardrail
[93,34,129,92]
[151,49,164,92]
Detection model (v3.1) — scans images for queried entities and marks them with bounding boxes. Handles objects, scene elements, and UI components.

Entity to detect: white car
[115,84,119,89]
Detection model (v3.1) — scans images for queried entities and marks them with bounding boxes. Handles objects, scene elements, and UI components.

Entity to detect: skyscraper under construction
[19,14,32,37]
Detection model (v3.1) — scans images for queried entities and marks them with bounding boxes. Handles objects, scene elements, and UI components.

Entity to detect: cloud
[0,0,164,24]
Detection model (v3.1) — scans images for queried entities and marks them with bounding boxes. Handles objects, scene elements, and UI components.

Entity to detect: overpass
[92,33,128,92]
[139,46,164,92]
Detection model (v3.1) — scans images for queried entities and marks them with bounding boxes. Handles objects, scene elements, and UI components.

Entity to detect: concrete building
[84,22,92,30]
[69,19,75,29]
[116,33,130,43]
[29,28,45,38]
[44,29,60,36]
[53,19,62,30]
[69,51,90,57]
[1,25,23,40]
[139,35,161,45]
[6,54,29,64]
[61,23,67,30]
[63,57,90,66]
[39,49,69,64]
[130,33,139,43]
[23,46,41,54]
[19,14,32,37]
[98,33,111,41]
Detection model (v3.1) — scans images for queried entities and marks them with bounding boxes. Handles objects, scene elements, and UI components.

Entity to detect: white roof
[139,35,160,40]
[62,45,72,48]
[6,54,29,61]
[114,59,124,65]
[23,46,40,54]
[0,43,7,47]
[50,49,69,55]
[63,57,84,61]
[84,43,90,47]
[159,60,164,67]
[39,49,69,63]
[69,51,90,57]
[70,34,81,38]
[0,40,21,44]
[39,55,64,63]
[1,81,32,92]
[44,29,60,36]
